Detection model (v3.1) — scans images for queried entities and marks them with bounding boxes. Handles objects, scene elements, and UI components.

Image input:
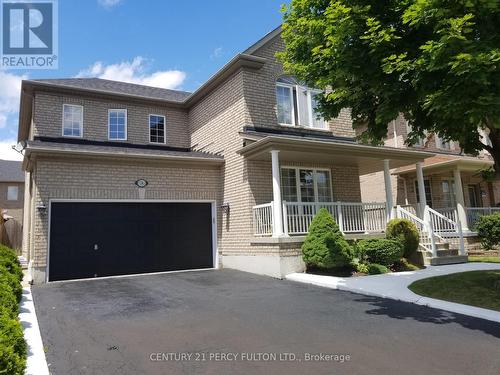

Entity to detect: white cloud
[210,47,223,60]
[97,0,122,9]
[76,57,186,89]
[0,71,27,131]
[0,139,22,161]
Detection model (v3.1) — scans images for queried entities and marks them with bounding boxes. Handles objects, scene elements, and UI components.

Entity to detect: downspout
[392,120,399,148]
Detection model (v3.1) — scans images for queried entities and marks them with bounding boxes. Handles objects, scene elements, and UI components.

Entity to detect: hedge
[302,208,353,268]
[476,213,500,250]
[0,245,26,375]
[358,238,403,266]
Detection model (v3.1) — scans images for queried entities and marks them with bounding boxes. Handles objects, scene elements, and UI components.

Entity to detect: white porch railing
[282,201,387,235]
[252,202,273,236]
[466,207,500,229]
[396,205,435,255]
[425,206,465,255]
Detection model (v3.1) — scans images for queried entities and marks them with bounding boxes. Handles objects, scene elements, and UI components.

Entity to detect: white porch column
[271,150,284,237]
[416,161,427,218]
[453,167,470,232]
[383,159,394,221]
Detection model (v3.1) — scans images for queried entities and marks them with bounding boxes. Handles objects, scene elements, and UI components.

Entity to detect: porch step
[429,255,468,266]
[436,248,459,257]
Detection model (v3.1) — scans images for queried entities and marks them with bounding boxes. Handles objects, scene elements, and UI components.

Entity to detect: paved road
[33,270,500,375]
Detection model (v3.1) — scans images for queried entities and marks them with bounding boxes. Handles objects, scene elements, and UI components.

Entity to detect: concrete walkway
[286,262,500,323]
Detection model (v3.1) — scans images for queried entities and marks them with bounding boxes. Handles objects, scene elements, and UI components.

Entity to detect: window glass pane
[63,105,82,137]
[415,180,433,207]
[299,169,315,202]
[311,92,325,129]
[281,168,297,202]
[109,110,126,139]
[316,170,332,202]
[276,85,293,125]
[7,186,18,201]
[149,115,165,143]
[296,86,310,126]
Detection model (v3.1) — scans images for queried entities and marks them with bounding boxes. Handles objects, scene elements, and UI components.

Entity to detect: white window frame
[276,83,296,126]
[7,186,18,201]
[281,166,333,203]
[148,114,166,144]
[62,104,83,138]
[108,109,127,141]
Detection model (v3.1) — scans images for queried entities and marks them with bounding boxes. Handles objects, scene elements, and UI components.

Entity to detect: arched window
[275,76,325,129]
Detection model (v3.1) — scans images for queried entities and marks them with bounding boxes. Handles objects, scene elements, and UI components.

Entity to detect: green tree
[278,0,500,174]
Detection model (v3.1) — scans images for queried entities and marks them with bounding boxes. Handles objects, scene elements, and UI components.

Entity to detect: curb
[286,271,500,324]
[19,287,50,375]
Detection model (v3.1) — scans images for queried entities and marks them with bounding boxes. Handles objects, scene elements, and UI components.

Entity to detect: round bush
[476,213,500,250]
[367,263,389,275]
[386,219,419,258]
[302,208,353,269]
[358,239,403,266]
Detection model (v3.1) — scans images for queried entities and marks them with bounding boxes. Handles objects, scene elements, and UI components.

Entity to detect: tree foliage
[279,0,500,172]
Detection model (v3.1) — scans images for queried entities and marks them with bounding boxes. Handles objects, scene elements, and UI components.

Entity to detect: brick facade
[34,93,190,148]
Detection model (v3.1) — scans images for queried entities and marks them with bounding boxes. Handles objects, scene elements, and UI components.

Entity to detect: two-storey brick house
[360,116,499,236]
[19,27,447,283]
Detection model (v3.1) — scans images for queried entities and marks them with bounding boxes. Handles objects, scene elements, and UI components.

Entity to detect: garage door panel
[49,202,214,281]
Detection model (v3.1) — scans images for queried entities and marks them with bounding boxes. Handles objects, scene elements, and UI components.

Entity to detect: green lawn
[409,270,500,312]
[469,256,500,263]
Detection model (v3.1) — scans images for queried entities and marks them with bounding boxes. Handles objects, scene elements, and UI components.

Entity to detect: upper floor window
[406,122,425,147]
[108,109,127,140]
[435,135,452,150]
[149,114,166,144]
[62,104,83,137]
[276,76,325,129]
[7,186,18,201]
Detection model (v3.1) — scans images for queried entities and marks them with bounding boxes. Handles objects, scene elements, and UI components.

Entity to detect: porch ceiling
[237,135,434,175]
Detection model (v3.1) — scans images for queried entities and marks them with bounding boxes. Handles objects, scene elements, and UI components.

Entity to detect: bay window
[276,76,325,129]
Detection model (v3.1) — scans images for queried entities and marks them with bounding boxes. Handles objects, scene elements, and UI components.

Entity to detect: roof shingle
[0,160,24,182]
[31,78,192,103]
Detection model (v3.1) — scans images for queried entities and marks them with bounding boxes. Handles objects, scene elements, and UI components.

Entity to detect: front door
[468,185,481,207]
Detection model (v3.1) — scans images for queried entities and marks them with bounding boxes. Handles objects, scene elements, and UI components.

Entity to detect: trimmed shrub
[0,245,21,279]
[386,219,419,258]
[0,245,26,375]
[476,213,500,250]
[367,263,389,275]
[355,263,369,274]
[302,208,353,269]
[358,239,403,266]
[0,266,22,303]
[0,321,26,375]
[391,258,420,272]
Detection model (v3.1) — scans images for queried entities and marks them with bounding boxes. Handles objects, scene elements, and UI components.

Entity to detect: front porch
[239,134,433,238]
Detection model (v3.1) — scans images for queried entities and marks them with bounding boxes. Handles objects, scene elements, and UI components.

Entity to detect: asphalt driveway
[33,269,500,375]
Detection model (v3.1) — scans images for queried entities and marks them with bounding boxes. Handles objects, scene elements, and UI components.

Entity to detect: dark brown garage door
[48,201,214,281]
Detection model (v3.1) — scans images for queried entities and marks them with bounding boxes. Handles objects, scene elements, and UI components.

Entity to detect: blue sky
[0,0,286,159]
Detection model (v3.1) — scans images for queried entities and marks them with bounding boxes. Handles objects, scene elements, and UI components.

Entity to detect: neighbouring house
[20,26,476,284]
[0,159,24,252]
[360,117,500,242]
